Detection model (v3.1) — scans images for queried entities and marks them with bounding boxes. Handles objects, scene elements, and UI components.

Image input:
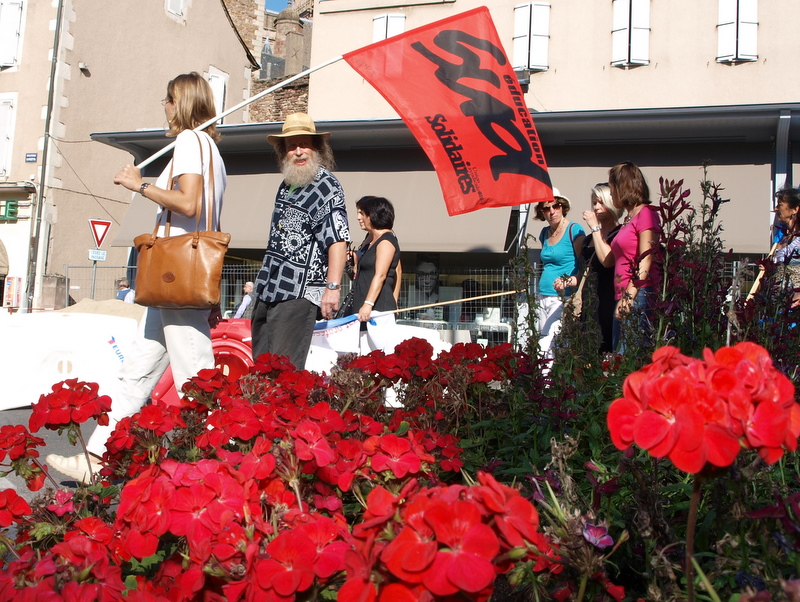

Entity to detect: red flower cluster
[607,343,800,473]
[0,341,539,600]
[0,425,47,491]
[340,472,553,601]
[29,379,111,433]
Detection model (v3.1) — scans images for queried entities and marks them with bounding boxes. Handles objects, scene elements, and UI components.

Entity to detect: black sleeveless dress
[352,232,401,312]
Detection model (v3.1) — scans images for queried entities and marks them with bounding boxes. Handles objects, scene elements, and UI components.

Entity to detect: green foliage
[453,168,800,600]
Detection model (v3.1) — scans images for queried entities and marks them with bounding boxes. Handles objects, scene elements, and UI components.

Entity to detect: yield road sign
[88,219,112,248]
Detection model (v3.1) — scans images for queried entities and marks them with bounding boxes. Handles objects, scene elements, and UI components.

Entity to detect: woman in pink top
[585,162,661,351]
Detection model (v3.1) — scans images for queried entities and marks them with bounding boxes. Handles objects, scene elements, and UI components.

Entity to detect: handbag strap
[151,131,217,237]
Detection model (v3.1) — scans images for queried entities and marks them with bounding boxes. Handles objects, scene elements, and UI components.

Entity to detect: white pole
[135,55,344,170]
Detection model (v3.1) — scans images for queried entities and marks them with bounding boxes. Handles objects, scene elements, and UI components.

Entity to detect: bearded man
[251,113,350,369]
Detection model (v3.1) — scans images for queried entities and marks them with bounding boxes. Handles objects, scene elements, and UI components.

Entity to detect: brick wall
[223,0,264,59]
[249,76,309,123]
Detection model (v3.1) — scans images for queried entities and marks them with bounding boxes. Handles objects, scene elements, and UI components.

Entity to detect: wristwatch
[326,282,341,290]
[591,225,602,232]
[139,182,151,196]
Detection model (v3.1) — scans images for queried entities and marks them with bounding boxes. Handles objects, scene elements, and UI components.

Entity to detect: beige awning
[114,170,524,253]
[0,239,8,277]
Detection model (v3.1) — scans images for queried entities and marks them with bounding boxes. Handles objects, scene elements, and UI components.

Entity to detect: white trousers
[87,307,213,456]
[535,294,563,360]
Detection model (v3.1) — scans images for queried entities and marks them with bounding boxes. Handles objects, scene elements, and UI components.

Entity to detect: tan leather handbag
[133,132,230,309]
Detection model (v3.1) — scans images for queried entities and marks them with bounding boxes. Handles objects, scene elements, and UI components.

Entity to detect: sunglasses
[541,203,563,213]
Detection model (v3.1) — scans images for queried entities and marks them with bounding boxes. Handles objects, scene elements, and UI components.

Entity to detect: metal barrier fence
[62,264,533,319]
[63,260,758,318]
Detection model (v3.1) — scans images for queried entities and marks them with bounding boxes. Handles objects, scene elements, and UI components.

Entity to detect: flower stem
[33,458,61,489]
[0,534,20,561]
[76,428,97,485]
[576,571,589,602]
[686,474,703,602]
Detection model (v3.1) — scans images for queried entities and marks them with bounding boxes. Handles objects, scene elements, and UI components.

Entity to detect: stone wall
[223,0,264,60]
[249,77,309,124]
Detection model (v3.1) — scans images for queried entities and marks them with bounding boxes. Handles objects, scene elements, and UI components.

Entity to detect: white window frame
[372,14,405,43]
[0,1,24,68]
[166,0,183,18]
[206,68,228,124]
[611,0,650,68]
[0,96,16,178]
[717,0,757,63]
[512,3,550,72]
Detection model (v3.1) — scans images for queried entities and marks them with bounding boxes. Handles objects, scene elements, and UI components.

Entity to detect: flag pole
[135,55,344,170]
[394,289,523,315]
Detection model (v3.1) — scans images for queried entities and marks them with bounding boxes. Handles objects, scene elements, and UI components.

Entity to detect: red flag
[343,6,552,216]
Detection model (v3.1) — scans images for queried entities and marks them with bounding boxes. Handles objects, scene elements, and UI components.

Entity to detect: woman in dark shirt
[351,196,401,322]
[581,183,622,352]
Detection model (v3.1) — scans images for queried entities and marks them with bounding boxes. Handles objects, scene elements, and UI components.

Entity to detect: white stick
[134,55,344,170]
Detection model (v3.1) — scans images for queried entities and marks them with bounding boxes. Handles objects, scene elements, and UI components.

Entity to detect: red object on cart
[151,318,253,407]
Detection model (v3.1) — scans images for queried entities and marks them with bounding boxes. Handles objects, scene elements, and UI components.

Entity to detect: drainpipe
[23,0,64,312]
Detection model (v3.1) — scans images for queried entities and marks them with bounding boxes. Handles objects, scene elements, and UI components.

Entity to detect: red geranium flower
[422,500,500,596]
[0,489,30,527]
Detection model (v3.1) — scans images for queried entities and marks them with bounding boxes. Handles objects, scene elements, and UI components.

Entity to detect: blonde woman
[48,73,227,483]
[582,183,623,352]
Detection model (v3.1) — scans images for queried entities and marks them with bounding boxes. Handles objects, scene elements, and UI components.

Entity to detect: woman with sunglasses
[588,162,661,351]
[534,189,586,361]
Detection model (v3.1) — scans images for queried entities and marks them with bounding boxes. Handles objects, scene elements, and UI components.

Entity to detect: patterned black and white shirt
[255,167,350,305]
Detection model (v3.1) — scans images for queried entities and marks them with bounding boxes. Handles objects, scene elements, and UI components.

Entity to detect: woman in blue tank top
[535,189,585,363]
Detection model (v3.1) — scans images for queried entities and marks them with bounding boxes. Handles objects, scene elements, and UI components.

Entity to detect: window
[611,0,650,68]
[512,3,550,72]
[0,1,23,68]
[166,0,183,17]
[372,14,405,43]
[0,97,14,177]
[717,0,757,63]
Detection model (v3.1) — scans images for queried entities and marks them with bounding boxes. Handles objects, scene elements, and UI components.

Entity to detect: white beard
[281,153,321,188]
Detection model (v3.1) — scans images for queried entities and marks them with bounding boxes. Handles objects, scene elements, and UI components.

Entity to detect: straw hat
[267,113,330,145]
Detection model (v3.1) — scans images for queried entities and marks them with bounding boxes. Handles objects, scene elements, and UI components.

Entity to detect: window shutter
[529,3,550,71]
[372,15,387,42]
[512,4,532,70]
[386,14,405,39]
[0,98,14,177]
[737,0,758,60]
[0,1,23,67]
[629,0,650,65]
[207,73,226,122]
[611,0,630,66]
[167,0,183,17]
[717,0,737,60]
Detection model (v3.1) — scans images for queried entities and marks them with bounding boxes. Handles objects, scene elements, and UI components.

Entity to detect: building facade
[0,0,256,310]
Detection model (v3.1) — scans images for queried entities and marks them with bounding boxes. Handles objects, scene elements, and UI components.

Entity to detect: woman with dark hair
[582,183,623,352]
[773,187,800,307]
[590,162,661,350]
[351,196,401,322]
[48,73,227,483]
